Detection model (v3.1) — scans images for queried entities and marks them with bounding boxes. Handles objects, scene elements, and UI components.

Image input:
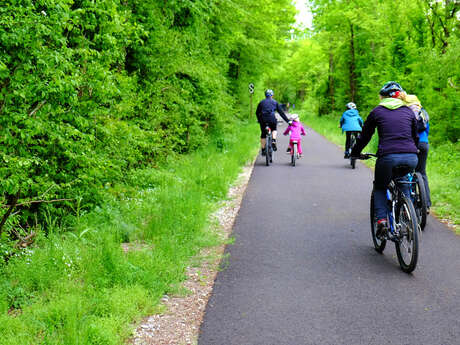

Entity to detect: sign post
[248,83,255,118]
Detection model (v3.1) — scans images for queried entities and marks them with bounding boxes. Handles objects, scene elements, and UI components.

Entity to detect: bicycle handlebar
[353,152,377,160]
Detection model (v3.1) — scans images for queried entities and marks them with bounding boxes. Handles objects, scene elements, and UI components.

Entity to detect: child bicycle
[290,140,299,166]
[358,153,420,273]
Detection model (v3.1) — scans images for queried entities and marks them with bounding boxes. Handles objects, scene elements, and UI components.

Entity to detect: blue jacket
[419,122,429,143]
[340,109,363,132]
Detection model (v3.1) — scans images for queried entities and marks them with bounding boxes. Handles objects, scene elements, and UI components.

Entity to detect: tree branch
[28,100,46,117]
[2,198,74,208]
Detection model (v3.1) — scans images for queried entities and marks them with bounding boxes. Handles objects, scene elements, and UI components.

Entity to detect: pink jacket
[283,121,306,140]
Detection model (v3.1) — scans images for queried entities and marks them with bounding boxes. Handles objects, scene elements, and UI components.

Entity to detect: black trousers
[416,142,431,207]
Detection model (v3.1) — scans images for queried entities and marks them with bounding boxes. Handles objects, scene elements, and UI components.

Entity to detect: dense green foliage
[269,0,460,145]
[0,122,259,344]
[0,0,295,238]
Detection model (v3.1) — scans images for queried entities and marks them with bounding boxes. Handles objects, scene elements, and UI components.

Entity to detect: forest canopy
[268,0,459,145]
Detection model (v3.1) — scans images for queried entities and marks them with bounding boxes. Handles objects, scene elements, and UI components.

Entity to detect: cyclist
[283,113,306,157]
[405,94,432,212]
[339,102,363,158]
[351,82,419,237]
[256,89,291,155]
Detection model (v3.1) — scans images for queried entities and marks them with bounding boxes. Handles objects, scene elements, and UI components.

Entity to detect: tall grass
[301,111,459,230]
[0,121,259,345]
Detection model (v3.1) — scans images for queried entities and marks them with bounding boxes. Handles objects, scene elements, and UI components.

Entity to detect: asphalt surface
[198,123,460,345]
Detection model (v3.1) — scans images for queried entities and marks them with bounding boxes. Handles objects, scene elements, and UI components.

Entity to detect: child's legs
[289,140,302,154]
[297,140,302,154]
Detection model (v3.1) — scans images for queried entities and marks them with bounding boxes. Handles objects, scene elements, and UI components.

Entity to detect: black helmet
[265,89,274,97]
[379,81,404,97]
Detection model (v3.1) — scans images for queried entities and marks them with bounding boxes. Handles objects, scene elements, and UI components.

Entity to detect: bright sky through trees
[293,0,312,29]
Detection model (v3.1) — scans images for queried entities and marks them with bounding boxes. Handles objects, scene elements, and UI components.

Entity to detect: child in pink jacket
[283,113,306,157]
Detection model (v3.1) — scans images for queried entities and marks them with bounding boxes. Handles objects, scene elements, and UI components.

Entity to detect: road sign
[248,83,255,94]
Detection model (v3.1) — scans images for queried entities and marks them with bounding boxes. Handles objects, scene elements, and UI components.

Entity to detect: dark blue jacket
[351,101,419,157]
[256,97,289,123]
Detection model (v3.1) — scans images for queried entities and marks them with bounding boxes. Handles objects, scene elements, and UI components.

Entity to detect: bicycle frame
[386,183,398,239]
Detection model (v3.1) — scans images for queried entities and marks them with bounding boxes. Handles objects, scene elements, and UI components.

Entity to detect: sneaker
[376,219,388,239]
[272,140,277,151]
[298,154,303,158]
[261,148,266,156]
[344,151,350,159]
[286,147,291,154]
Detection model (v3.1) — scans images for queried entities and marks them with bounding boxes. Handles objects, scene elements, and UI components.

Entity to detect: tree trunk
[328,50,335,112]
[349,23,357,103]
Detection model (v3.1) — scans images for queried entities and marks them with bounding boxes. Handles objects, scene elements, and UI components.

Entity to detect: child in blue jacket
[340,102,363,158]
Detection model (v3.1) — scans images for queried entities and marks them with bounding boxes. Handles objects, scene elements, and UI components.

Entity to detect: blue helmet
[379,81,404,97]
[265,89,274,97]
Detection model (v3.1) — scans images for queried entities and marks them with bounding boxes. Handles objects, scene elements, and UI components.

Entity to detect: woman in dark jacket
[351,82,419,237]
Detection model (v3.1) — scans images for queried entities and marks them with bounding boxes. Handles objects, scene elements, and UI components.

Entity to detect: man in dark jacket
[351,82,419,237]
[256,89,290,155]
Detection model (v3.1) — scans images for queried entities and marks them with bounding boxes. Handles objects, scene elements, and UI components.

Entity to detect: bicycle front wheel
[413,172,427,230]
[370,191,386,253]
[395,193,419,273]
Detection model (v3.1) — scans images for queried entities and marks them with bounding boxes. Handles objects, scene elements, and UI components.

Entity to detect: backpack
[416,107,430,133]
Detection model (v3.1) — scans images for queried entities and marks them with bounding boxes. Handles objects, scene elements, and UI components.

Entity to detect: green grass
[301,111,460,231]
[0,121,260,345]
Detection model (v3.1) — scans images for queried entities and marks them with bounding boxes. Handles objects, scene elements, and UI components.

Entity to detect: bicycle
[264,125,274,166]
[290,140,299,167]
[358,153,419,273]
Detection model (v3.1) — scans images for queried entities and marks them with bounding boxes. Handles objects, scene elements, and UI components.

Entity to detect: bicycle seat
[291,140,298,144]
[392,165,413,178]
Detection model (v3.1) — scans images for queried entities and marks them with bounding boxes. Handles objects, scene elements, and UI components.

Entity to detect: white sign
[248,83,255,94]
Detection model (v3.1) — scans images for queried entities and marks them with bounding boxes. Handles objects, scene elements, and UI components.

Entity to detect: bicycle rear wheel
[395,193,419,273]
[350,157,356,169]
[265,133,270,166]
[413,172,427,230]
[370,191,386,253]
[349,133,357,169]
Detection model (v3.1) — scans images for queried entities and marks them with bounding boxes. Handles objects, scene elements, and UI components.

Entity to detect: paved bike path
[198,123,460,345]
